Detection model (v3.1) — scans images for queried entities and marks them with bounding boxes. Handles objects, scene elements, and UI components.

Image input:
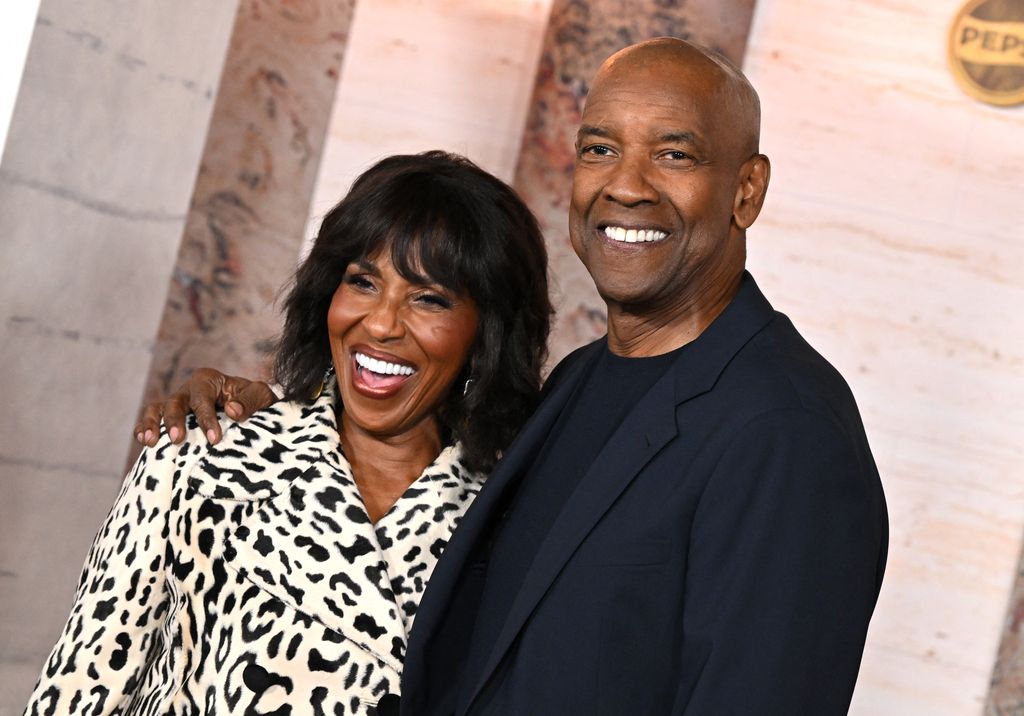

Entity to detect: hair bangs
[379,177,482,297]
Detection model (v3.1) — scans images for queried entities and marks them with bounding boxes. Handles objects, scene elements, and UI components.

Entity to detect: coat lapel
[373,443,488,640]
[189,382,409,674]
[224,453,411,673]
[459,273,778,713]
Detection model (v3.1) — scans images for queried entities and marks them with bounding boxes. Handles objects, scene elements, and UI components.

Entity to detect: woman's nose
[363,298,405,340]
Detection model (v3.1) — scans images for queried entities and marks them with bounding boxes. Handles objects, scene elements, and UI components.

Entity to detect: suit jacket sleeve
[674,407,886,715]
[25,435,184,715]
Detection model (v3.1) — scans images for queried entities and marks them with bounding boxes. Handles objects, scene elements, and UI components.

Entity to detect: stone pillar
[988,548,1024,713]
[0,1,238,709]
[509,0,759,363]
[140,0,355,413]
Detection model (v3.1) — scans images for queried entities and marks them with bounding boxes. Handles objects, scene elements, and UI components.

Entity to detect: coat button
[376,693,400,715]
[242,663,270,693]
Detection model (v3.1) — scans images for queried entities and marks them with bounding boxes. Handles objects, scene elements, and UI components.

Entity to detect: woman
[25,151,551,715]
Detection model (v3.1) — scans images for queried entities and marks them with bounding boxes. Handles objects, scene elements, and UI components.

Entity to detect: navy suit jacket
[401,273,888,715]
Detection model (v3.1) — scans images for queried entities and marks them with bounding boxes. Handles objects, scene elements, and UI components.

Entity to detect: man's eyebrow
[576,124,612,140]
[576,125,700,146]
[657,131,698,145]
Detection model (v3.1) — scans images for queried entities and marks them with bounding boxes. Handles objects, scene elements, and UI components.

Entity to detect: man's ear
[732,154,770,230]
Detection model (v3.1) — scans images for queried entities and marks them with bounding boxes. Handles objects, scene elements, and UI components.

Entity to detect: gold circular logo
[948,0,1024,106]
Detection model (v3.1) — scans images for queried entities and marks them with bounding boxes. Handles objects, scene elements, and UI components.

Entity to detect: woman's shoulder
[183,395,340,502]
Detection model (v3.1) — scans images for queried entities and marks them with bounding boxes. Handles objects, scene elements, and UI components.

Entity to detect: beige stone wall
[304,0,553,236]
[743,1,1024,712]
[0,1,238,711]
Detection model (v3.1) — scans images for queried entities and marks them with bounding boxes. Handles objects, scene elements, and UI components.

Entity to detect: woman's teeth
[603,226,668,243]
[354,352,415,376]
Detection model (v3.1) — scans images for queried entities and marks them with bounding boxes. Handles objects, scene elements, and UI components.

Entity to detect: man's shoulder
[715,311,864,429]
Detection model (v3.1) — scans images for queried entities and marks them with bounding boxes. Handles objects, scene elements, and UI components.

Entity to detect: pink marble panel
[510,0,759,363]
[140,0,354,416]
[989,547,1024,713]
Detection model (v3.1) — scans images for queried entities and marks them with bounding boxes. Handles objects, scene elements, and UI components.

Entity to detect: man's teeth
[603,226,668,243]
[354,352,415,376]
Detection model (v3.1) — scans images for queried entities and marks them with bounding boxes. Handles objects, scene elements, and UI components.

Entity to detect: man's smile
[602,225,669,243]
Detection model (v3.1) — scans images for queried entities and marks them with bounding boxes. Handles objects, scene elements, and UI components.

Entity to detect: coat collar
[449,272,779,713]
[187,384,340,502]
[188,380,482,675]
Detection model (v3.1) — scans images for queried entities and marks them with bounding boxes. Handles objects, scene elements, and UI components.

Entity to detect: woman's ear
[732,154,771,230]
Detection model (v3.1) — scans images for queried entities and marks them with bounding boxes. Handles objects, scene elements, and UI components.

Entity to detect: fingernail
[135,432,144,443]
[225,402,241,419]
[206,429,218,443]
[144,429,154,444]
[169,426,180,442]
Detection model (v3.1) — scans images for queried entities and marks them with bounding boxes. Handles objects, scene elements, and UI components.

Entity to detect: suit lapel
[401,343,601,703]
[458,368,678,714]
[459,273,778,713]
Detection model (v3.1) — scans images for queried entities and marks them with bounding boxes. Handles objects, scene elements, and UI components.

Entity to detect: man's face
[569,56,748,313]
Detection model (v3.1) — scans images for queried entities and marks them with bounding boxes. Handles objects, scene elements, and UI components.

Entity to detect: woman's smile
[350,346,418,399]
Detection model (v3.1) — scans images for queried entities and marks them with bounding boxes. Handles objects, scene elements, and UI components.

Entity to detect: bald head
[569,35,772,328]
[591,37,762,159]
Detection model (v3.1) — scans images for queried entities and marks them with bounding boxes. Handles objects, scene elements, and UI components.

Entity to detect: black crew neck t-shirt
[466,340,685,673]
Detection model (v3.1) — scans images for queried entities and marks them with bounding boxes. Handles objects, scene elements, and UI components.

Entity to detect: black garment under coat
[401,272,888,715]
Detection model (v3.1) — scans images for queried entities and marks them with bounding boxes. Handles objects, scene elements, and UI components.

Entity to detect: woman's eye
[417,293,452,309]
[345,274,374,290]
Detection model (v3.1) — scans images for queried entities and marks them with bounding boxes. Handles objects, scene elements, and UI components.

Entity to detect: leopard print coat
[24,382,486,715]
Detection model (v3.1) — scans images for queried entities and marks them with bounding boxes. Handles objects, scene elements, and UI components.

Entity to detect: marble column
[140,0,355,417]
[0,1,238,711]
[988,547,1024,713]
[510,0,759,363]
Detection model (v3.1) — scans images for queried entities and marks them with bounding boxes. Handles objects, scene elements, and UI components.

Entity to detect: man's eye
[663,150,693,162]
[580,144,613,157]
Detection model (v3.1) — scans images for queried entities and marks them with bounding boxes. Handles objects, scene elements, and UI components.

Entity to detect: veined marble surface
[304,0,553,241]
[0,1,238,713]
[141,0,354,419]
[743,0,1024,712]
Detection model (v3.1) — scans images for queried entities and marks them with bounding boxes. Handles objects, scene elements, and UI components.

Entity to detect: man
[145,38,887,714]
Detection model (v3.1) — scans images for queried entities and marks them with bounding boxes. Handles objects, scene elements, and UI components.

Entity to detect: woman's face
[327,251,479,442]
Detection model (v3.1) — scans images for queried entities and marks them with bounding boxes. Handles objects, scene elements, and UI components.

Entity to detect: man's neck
[605,272,743,357]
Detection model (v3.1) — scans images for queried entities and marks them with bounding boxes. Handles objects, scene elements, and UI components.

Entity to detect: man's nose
[363,297,405,340]
[603,156,659,206]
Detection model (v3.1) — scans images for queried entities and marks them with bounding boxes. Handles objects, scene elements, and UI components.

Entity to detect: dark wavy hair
[273,151,551,473]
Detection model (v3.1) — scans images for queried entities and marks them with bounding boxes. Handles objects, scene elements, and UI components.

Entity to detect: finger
[188,368,229,443]
[134,403,164,445]
[225,380,277,421]
[189,394,222,444]
[162,393,190,445]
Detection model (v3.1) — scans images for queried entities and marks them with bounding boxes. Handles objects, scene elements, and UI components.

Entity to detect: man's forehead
[576,119,705,147]
[578,75,715,139]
